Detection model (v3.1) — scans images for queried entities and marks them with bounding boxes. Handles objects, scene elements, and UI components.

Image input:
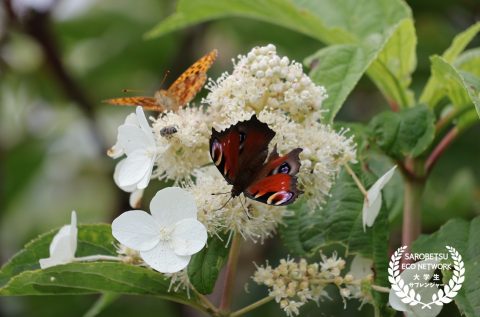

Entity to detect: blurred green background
[0,0,479,316]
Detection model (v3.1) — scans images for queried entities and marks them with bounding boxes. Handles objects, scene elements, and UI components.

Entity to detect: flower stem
[402,176,425,260]
[230,296,274,317]
[371,284,390,293]
[219,232,242,313]
[191,286,219,316]
[73,255,122,262]
[425,127,458,174]
[344,163,368,197]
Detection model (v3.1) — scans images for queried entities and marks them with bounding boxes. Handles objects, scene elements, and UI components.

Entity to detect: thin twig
[343,163,369,197]
[230,296,274,317]
[425,127,458,174]
[191,286,219,316]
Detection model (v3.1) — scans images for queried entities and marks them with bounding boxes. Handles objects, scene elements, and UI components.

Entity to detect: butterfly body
[210,115,303,206]
[105,49,217,112]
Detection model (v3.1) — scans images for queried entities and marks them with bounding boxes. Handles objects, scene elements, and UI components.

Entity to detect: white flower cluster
[204,44,356,210]
[253,254,373,317]
[109,44,357,244]
[205,44,327,125]
[151,106,211,181]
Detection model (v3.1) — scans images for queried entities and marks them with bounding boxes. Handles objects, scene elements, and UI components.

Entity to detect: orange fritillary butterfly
[104,49,218,112]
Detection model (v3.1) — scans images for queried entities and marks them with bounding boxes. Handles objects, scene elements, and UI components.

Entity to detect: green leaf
[0,224,200,309]
[443,22,480,63]
[187,235,229,294]
[280,165,393,314]
[306,44,375,122]
[413,217,480,317]
[146,0,352,43]
[420,22,480,107]
[430,56,480,119]
[367,18,417,108]
[369,105,435,159]
[455,48,480,77]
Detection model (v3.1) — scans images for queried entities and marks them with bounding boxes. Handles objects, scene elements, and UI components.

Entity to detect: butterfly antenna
[122,88,147,93]
[211,191,231,195]
[159,70,171,88]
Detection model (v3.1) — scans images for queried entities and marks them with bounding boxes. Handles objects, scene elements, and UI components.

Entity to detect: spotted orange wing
[165,49,218,108]
[104,49,217,112]
[103,96,162,111]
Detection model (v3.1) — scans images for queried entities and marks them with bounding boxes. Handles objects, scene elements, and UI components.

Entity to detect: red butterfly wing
[245,147,302,205]
[210,115,275,187]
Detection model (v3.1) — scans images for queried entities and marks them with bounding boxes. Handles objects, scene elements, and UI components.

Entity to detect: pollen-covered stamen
[211,139,223,166]
[267,191,293,205]
[158,226,173,242]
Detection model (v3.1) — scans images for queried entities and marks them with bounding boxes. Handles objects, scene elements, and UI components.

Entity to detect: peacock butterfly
[209,115,303,206]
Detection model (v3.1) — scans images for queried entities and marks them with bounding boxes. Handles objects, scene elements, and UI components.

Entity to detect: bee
[160,125,178,137]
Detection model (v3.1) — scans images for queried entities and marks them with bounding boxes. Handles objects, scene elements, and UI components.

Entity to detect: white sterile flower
[113,162,144,208]
[39,211,77,269]
[107,112,137,159]
[362,165,397,231]
[389,259,441,317]
[111,187,207,273]
[111,106,161,191]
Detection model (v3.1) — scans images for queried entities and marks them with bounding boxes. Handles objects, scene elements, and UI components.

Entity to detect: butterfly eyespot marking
[267,191,294,205]
[211,139,223,166]
[277,162,291,174]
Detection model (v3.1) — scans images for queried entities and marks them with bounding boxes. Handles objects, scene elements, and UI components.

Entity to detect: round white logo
[388,245,465,309]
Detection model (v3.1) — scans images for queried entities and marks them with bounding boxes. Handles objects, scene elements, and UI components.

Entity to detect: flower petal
[117,150,152,188]
[149,187,197,227]
[129,189,144,209]
[39,257,67,269]
[69,211,77,256]
[140,243,191,273]
[362,166,397,231]
[111,210,160,251]
[136,159,154,190]
[366,166,397,205]
[172,218,207,256]
[388,259,442,317]
[113,159,137,192]
[118,125,154,154]
[362,192,382,231]
[49,225,75,261]
[135,106,155,143]
[107,144,124,159]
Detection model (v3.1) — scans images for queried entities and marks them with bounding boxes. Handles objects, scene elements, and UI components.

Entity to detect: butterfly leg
[239,194,253,219]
